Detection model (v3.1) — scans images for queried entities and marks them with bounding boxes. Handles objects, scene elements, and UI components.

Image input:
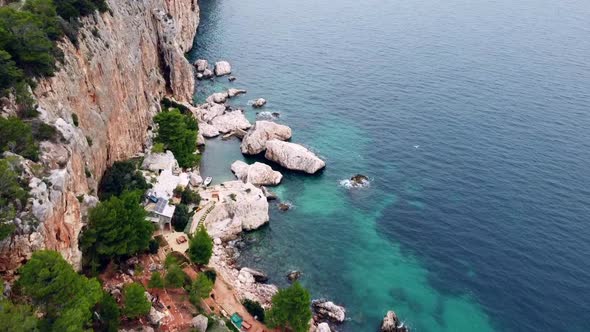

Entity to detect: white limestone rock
[199,103,226,123]
[264,140,325,174]
[231,160,282,186]
[202,68,213,79]
[192,314,208,332]
[241,121,292,155]
[312,300,346,323]
[206,92,229,104]
[199,122,220,138]
[194,59,208,72]
[214,61,232,76]
[316,323,331,332]
[252,98,266,108]
[227,88,247,97]
[211,110,252,134]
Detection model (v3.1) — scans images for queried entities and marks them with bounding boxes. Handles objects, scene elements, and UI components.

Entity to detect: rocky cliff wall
[0,0,199,276]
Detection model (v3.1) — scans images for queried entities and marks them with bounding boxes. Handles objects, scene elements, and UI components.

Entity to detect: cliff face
[0,0,199,275]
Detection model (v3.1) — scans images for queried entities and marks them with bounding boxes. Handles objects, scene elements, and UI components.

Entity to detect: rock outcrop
[241,121,292,155]
[227,88,247,97]
[264,140,326,174]
[316,323,331,332]
[210,110,252,134]
[252,98,267,108]
[381,311,409,332]
[240,267,268,283]
[206,92,229,104]
[0,0,200,275]
[192,314,208,332]
[312,300,346,323]
[231,161,282,186]
[214,61,232,76]
[194,59,208,72]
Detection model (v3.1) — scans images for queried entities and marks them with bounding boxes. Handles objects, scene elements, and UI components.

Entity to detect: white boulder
[206,92,229,104]
[189,171,203,186]
[316,323,331,332]
[312,300,346,323]
[211,110,252,134]
[231,160,282,186]
[228,88,247,97]
[202,68,213,79]
[264,140,325,174]
[241,121,292,155]
[252,98,266,108]
[192,314,208,332]
[199,122,220,138]
[194,59,208,72]
[214,61,232,76]
[238,269,255,284]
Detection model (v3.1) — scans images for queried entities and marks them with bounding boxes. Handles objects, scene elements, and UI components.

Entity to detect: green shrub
[165,264,187,289]
[189,273,213,305]
[181,187,201,205]
[151,142,165,153]
[72,113,79,126]
[148,271,164,289]
[153,109,199,168]
[172,204,190,232]
[98,160,150,200]
[148,238,159,254]
[0,159,27,240]
[242,299,265,322]
[123,283,150,318]
[31,121,59,142]
[86,136,93,146]
[0,116,38,161]
[96,291,120,332]
[187,225,213,266]
[203,268,217,283]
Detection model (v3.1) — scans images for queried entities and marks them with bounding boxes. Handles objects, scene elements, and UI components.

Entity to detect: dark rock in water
[272,112,281,117]
[312,299,346,323]
[278,203,291,211]
[350,174,369,185]
[380,310,409,332]
[287,270,301,282]
[252,98,267,108]
[228,76,236,82]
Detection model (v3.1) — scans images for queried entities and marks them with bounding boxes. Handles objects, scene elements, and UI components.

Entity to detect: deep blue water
[188,0,590,331]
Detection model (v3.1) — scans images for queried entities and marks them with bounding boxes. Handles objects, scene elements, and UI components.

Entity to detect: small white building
[146,197,175,231]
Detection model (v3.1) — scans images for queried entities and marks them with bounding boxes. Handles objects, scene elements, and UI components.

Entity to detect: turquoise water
[189,0,590,331]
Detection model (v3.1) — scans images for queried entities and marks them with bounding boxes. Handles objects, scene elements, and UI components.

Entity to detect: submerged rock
[264,140,325,174]
[228,75,237,82]
[278,202,291,211]
[287,270,301,282]
[252,98,267,108]
[214,61,232,76]
[241,121,292,155]
[312,300,346,323]
[350,174,369,184]
[381,310,409,332]
[231,160,283,186]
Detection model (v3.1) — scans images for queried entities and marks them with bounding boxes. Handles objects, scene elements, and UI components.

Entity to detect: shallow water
[188,0,590,330]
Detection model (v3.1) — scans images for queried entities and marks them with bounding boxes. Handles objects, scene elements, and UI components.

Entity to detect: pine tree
[187,224,213,265]
[266,282,312,332]
[123,283,150,319]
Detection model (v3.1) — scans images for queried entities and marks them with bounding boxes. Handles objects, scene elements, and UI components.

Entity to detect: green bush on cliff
[0,117,39,161]
[80,191,152,273]
[17,250,102,331]
[98,160,150,200]
[0,159,28,240]
[266,282,312,332]
[0,281,39,332]
[153,108,200,168]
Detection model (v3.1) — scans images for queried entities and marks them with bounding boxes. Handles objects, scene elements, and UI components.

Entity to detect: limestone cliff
[0,0,199,276]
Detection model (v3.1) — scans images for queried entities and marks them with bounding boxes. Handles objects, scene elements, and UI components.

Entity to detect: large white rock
[264,140,325,174]
[238,269,255,284]
[189,171,203,186]
[202,68,213,79]
[206,92,229,104]
[252,98,266,108]
[211,110,252,134]
[194,59,208,72]
[312,300,346,323]
[241,121,292,155]
[201,103,226,123]
[214,61,232,76]
[202,181,269,234]
[199,122,220,138]
[231,160,282,186]
[227,88,247,97]
[192,314,208,332]
[316,323,331,332]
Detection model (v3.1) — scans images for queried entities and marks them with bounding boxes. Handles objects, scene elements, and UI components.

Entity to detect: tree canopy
[171,203,190,232]
[98,160,150,200]
[80,191,152,272]
[266,282,312,332]
[96,292,120,332]
[148,271,164,289]
[187,224,213,266]
[123,283,150,319]
[17,250,102,331]
[153,109,199,168]
[0,281,39,332]
[165,264,187,289]
[189,273,214,305]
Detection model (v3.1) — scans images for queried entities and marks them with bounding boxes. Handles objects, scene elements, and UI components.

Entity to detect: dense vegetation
[266,282,312,332]
[17,250,103,331]
[148,271,164,289]
[172,203,190,232]
[0,281,38,332]
[153,108,200,168]
[80,191,153,273]
[188,224,213,265]
[243,299,265,322]
[189,273,214,305]
[0,117,39,160]
[0,159,27,240]
[122,283,151,318]
[0,0,108,105]
[98,160,150,200]
[96,292,120,332]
